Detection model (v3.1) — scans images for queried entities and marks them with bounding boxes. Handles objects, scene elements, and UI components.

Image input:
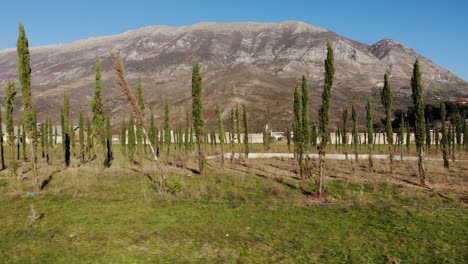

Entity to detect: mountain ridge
[0,21,466,130]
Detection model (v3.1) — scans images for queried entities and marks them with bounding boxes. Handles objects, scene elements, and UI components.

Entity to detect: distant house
[270,131,285,141]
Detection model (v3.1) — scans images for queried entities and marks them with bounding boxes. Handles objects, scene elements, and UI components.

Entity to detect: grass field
[0,144,467,263]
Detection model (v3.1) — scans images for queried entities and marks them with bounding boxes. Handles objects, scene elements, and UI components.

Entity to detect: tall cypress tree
[70,121,76,157]
[5,81,17,173]
[17,23,39,191]
[434,121,440,150]
[242,105,249,158]
[216,102,225,166]
[164,99,171,158]
[62,93,71,167]
[311,124,317,147]
[91,57,105,154]
[149,112,156,150]
[293,84,304,176]
[86,117,92,159]
[406,118,411,152]
[103,116,113,168]
[44,115,50,164]
[411,60,426,185]
[235,103,240,145]
[293,84,303,158]
[128,116,136,163]
[136,76,145,156]
[463,116,468,151]
[191,64,206,174]
[79,112,85,163]
[16,124,21,161]
[230,108,235,161]
[351,105,359,163]
[41,121,45,158]
[366,97,374,169]
[381,74,394,171]
[184,109,190,153]
[441,102,449,168]
[0,110,5,171]
[342,107,348,160]
[318,42,334,198]
[301,75,311,150]
[398,115,405,160]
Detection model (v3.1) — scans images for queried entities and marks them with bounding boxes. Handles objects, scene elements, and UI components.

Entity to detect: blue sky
[1,0,467,80]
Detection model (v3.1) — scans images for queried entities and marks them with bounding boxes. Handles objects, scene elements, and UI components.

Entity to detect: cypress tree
[60,110,65,152]
[136,76,145,156]
[16,124,21,161]
[21,122,27,161]
[381,74,394,171]
[62,94,71,167]
[86,117,92,159]
[44,117,49,163]
[164,99,171,158]
[0,110,5,171]
[17,23,39,191]
[311,124,317,147]
[230,108,235,161]
[46,115,52,164]
[441,103,449,168]
[301,75,311,150]
[235,103,240,145]
[149,112,156,150]
[104,116,113,168]
[70,121,75,157]
[318,42,334,198]
[434,121,440,150]
[64,131,71,167]
[406,119,411,152]
[287,127,291,152]
[91,57,105,153]
[342,107,348,160]
[293,84,303,159]
[398,115,405,160]
[216,102,225,166]
[5,81,17,173]
[351,105,359,163]
[40,121,45,158]
[242,105,249,158]
[154,124,159,158]
[411,60,426,185]
[191,64,206,174]
[79,112,85,163]
[128,116,136,163]
[455,113,462,150]
[184,109,190,153]
[366,97,374,169]
[463,117,468,151]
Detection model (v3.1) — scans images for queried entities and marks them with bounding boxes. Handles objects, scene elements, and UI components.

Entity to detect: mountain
[0,21,466,130]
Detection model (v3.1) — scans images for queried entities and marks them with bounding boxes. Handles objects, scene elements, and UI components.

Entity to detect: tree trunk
[368,146,373,170]
[418,147,426,185]
[318,151,325,199]
[30,139,39,193]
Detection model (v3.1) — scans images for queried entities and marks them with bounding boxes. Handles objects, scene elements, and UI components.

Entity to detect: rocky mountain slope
[0,21,466,130]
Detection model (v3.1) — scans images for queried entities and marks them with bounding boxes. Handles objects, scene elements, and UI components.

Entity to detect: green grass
[0,145,467,263]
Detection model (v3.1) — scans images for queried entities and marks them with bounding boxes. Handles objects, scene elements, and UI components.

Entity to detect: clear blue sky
[1,0,467,80]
